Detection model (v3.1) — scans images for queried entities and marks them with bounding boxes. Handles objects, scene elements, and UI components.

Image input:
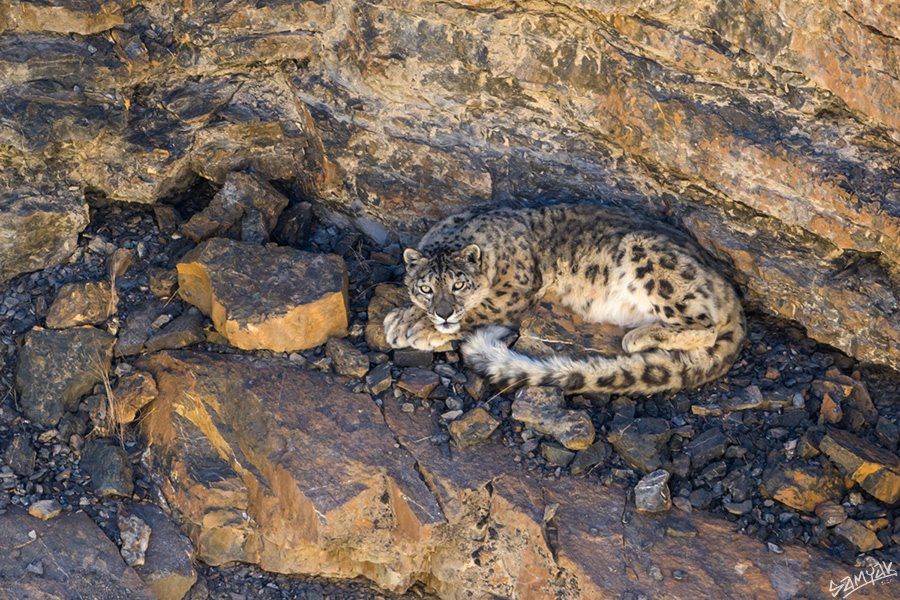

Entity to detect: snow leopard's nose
[434,299,454,320]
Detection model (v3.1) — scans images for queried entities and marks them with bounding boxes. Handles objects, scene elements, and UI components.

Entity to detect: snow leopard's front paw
[384,306,457,350]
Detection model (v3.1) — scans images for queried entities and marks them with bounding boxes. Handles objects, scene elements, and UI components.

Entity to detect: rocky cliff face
[2,2,900,369]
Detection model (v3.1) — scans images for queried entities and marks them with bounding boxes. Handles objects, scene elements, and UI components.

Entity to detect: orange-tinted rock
[512,386,595,451]
[0,507,156,600]
[139,351,442,593]
[45,280,116,328]
[447,408,499,449]
[760,457,845,512]
[111,370,158,424]
[820,429,900,504]
[833,519,883,553]
[177,238,348,352]
[0,0,124,35]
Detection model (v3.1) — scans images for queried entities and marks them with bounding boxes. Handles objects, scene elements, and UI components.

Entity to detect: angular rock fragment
[397,368,440,398]
[143,312,205,352]
[178,238,348,352]
[181,171,289,244]
[15,326,116,426]
[365,362,392,395]
[447,408,500,449]
[607,415,670,474]
[111,371,158,424]
[28,499,62,521]
[128,504,197,600]
[393,348,435,367]
[81,439,133,498]
[685,427,729,470]
[635,470,672,513]
[760,456,845,512]
[820,429,900,504]
[0,188,88,283]
[45,280,116,328]
[118,513,151,567]
[541,442,576,467]
[0,507,156,600]
[3,435,35,477]
[512,387,595,451]
[814,501,847,528]
[116,301,166,356]
[875,417,899,453]
[833,519,882,553]
[325,337,369,379]
[148,267,178,299]
[570,440,611,475]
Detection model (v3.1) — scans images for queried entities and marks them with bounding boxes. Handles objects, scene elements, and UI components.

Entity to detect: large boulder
[0,507,156,600]
[0,187,88,283]
[177,238,348,352]
[138,350,891,600]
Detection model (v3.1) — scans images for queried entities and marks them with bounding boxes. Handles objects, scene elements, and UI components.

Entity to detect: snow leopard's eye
[452,281,466,291]
[418,285,433,294]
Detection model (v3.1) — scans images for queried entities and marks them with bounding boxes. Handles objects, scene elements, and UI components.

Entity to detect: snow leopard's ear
[403,248,424,268]
[459,243,481,266]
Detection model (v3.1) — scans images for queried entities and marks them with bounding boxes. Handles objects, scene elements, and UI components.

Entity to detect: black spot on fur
[602,266,610,284]
[631,245,646,261]
[540,374,557,387]
[659,255,677,270]
[621,370,636,388]
[658,280,673,299]
[663,306,675,318]
[675,302,687,313]
[595,374,616,388]
[627,284,636,293]
[683,293,696,301]
[717,331,734,343]
[585,264,600,283]
[697,312,709,323]
[635,261,654,279]
[642,364,671,386]
[681,267,697,281]
[644,279,655,293]
[565,372,585,391]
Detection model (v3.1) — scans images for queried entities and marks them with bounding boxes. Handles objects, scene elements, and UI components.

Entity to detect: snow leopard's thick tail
[461,321,744,395]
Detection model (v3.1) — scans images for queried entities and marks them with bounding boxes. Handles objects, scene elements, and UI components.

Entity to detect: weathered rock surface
[15,325,116,426]
[325,337,370,379]
[111,370,158,424]
[634,469,672,513]
[177,238,348,352]
[833,519,883,553]
[511,386,595,451]
[127,504,198,600]
[447,407,499,449]
[45,280,116,328]
[820,429,900,504]
[0,187,89,283]
[759,457,845,512]
[607,415,671,474]
[81,439,134,498]
[135,349,890,599]
[181,171,289,244]
[0,507,157,600]
[513,294,626,359]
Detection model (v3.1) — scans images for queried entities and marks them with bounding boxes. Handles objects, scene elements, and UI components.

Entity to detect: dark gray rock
[0,187,88,283]
[365,362,392,395]
[540,442,575,468]
[875,416,899,452]
[685,427,729,470]
[607,415,671,474]
[15,326,116,426]
[570,440,611,475]
[117,301,167,356]
[143,313,205,353]
[3,435,35,477]
[127,504,198,600]
[325,337,369,379]
[393,348,433,368]
[634,469,672,513]
[81,439,134,498]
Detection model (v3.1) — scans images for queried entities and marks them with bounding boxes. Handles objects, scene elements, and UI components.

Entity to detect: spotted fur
[384,204,746,395]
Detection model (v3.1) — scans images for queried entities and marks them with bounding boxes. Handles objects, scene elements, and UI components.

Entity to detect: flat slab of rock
[820,429,900,504]
[512,387,595,450]
[0,187,88,283]
[45,280,116,328]
[177,238,348,352]
[15,326,116,426]
[81,439,134,498]
[607,415,671,474]
[634,469,671,513]
[127,504,197,600]
[513,293,626,359]
[0,507,156,600]
[139,351,442,592]
[447,408,499,449]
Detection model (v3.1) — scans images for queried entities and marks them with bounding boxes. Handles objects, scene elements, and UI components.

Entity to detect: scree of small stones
[1,189,900,600]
